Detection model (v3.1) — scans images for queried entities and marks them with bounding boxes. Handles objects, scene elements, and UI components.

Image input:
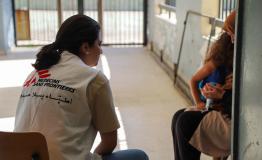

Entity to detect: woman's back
[15,51,99,160]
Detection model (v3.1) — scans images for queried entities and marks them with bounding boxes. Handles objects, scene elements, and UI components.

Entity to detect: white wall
[148,0,176,68]
[147,0,219,97]
[175,0,202,81]
[0,0,15,55]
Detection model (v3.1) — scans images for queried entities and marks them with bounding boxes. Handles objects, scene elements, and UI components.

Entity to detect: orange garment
[223,11,236,37]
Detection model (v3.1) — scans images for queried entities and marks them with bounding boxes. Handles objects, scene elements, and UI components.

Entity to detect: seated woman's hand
[223,73,233,90]
[196,101,206,110]
[201,83,225,100]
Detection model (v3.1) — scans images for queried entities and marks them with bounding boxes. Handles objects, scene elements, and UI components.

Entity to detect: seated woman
[171,11,235,160]
[14,15,148,160]
[189,11,235,111]
[172,74,232,160]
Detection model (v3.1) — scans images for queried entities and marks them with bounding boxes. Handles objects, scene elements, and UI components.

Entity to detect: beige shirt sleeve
[87,71,120,133]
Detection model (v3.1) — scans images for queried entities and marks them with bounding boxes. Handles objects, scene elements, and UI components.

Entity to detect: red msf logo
[23,70,51,87]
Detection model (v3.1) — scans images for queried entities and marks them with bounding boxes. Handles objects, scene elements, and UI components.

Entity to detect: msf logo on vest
[23,70,51,87]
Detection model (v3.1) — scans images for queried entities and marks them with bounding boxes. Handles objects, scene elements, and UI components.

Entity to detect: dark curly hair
[204,32,234,72]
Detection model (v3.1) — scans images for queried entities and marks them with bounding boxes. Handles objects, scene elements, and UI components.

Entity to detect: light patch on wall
[0,116,15,131]
[157,14,177,25]
[158,3,177,24]
[115,107,128,150]
[0,59,35,88]
[95,54,111,80]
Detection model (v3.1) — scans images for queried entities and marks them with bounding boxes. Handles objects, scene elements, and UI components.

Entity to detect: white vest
[15,51,102,160]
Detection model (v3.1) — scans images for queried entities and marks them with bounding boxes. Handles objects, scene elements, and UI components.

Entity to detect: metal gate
[13,0,147,46]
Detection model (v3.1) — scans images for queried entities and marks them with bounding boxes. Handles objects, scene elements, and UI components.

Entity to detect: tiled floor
[0,47,212,160]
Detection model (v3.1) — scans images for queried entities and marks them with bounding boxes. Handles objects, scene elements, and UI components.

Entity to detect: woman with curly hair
[171,11,236,160]
[190,11,235,111]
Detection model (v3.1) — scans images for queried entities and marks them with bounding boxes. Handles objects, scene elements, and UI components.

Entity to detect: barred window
[165,0,176,7]
[219,0,236,20]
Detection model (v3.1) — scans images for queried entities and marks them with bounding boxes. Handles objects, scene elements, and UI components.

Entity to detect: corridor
[0,47,213,160]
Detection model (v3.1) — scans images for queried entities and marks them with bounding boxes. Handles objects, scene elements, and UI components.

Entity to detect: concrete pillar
[97,0,104,41]
[234,0,262,159]
[0,0,15,55]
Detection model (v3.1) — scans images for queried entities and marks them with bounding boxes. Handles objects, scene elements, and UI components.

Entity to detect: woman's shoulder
[88,71,109,89]
[95,71,108,83]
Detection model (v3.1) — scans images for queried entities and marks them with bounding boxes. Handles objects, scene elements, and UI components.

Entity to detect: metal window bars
[13,0,147,46]
[219,0,236,20]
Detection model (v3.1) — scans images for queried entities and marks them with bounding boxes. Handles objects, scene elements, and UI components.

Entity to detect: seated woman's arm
[190,60,217,109]
[87,72,120,156]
